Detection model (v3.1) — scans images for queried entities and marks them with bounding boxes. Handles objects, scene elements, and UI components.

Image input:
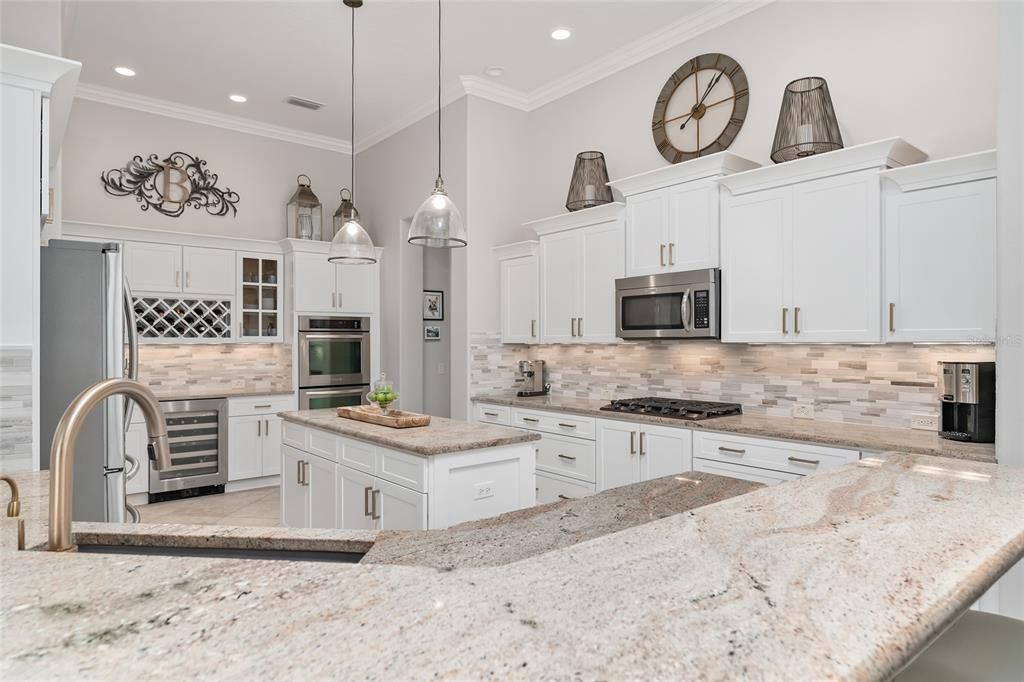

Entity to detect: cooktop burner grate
[599,397,742,421]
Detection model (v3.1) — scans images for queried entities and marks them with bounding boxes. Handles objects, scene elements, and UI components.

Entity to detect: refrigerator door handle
[123,278,140,431]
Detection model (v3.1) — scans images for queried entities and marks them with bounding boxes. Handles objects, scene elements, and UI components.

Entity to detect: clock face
[651,53,749,164]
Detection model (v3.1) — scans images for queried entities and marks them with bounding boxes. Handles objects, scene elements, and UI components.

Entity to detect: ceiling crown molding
[459,76,530,111]
[75,82,353,155]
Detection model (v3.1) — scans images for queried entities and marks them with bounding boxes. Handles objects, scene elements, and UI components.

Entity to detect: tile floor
[139,486,280,527]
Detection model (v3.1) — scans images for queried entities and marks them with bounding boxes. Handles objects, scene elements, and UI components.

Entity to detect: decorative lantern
[286,174,323,240]
[770,77,844,164]
[565,151,613,212]
[332,188,359,240]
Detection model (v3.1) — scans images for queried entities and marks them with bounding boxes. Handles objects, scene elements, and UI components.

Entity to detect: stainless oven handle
[301,332,369,341]
[680,288,691,333]
[303,387,366,396]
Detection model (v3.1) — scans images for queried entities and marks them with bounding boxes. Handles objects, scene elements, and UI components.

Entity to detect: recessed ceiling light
[114,66,136,77]
[229,94,247,103]
[485,66,505,78]
[550,27,572,41]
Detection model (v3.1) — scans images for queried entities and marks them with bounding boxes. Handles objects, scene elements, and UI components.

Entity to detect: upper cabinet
[527,203,625,344]
[608,152,759,277]
[124,242,234,295]
[879,151,997,343]
[285,240,381,317]
[495,242,540,344]
[719,138,927,343]
[238,252,283,342]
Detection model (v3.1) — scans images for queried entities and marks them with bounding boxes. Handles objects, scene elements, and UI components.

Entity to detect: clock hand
[681,70,726,130]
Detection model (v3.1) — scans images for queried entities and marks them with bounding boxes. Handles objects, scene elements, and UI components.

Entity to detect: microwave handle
[680,288,691,332]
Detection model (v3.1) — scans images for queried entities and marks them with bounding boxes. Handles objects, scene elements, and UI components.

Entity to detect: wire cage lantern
[770,77,844,164]
[565,151,614,212]
[286,174,323,240]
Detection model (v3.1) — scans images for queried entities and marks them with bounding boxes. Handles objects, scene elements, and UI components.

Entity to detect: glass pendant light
[408,0,467,248]
[329,0,377,265]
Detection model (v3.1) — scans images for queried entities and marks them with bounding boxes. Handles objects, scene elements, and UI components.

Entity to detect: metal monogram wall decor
[100,152,240,217]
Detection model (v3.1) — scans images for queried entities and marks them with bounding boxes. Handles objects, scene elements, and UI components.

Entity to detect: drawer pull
[787,456,820,466]
[371,489,381,520]
[363,486,373,517]
[557,494,574,501]
[630,431,637,455]
[718,446,746,455]
[557,453,577,461]
[521,417,540,423]
[557,423,577,429]
[254,404,273,409]
[483,411,499,417]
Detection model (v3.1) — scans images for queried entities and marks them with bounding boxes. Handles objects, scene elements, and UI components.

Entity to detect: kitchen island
[276,409,541,530]
[2,452,1023,680]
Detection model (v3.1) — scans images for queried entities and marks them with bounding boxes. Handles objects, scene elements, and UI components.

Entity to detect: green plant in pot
[367,374,399,414]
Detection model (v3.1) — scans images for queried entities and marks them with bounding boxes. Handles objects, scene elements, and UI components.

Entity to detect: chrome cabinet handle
[640,432,647,455]
[363,486,373,517]
[557,453,577,461]
[297,459,304,485]
[794,306,801,334]
[660,244,666,267]
[557,494,573,500]
[571,317,577,337]
[257,419,261,437]
[186,271,191,288]
[889,302,896,333]
[782,307,789,335]
[484,411,499,417]
[522,417,540,423]
[718,446,746,455]
[254,404,272,409]
[788,456,820,466]
[557,423,576,429]
[668,242,675,266]
[239,321,242,337]
[630,431,637,455]
[175,271,180,288]
[531,319,537,338]
[371,489,381,520]
[303,461,311,487]
[577,318,583,337]
[265,418,269,435]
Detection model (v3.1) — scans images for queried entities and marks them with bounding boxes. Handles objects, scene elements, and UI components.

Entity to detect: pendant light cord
[436,0,442,186]
[351,5,356,201]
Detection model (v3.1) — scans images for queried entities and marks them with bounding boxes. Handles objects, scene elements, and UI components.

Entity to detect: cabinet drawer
[536,471,596,505]
[475,403,511,425]
[281,421,307,450]
[511,408,596,440]
[378,447,427,493]
[693,431,859,477]
[228,395,296,417]
[535,434,596,483]
[692,457,802,486]
[338,436,375,475]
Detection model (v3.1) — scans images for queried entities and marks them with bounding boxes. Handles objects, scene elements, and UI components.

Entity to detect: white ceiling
[57,0,735,150]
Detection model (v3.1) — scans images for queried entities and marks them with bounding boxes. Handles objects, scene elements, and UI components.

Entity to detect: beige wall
[61,99,351,241]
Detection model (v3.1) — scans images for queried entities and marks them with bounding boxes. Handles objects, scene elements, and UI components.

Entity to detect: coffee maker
[514,360,550,397]
[939,362,995,442]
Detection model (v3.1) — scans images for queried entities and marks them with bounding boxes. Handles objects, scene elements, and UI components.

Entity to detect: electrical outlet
[792,404,815,420]
[912,414,939,431]
[474,482,495,500]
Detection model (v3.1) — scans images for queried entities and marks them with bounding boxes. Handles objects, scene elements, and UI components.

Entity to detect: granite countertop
[3,453,1023,679]
[279,409,541,456]
[150,386,294,401]
[473,394,997,463]
[362,472,761,569]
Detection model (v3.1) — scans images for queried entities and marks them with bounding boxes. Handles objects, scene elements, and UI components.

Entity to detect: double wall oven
[298,315,371,410]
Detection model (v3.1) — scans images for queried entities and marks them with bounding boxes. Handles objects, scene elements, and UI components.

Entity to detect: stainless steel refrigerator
[40,240,139,523]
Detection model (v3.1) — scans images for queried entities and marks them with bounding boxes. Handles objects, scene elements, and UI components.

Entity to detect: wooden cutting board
[336,405,431,429]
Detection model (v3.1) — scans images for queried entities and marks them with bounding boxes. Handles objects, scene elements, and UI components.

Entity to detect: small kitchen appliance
[615,269,721,339]
[939,362,995,442]
[601,397,742,421]
[515,360,550,397]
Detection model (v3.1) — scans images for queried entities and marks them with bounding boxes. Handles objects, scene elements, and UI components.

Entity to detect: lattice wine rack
[133,297,232,340]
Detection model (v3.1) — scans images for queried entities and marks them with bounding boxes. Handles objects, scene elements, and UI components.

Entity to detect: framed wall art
[423,290,444,321]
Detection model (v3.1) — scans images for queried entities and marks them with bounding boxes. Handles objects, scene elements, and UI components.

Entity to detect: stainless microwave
[615,269,720,339]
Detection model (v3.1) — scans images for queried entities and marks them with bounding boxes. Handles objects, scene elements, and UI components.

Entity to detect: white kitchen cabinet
[227,394,295,482]
[261,416,282,476]
[337,465,377,530]
[281,445,309,528]
[719,139,927,343]
[692,430,859,484]
[495,242,540,344]
[624,190,670,276]
[881,153,997,343]
[308,454,337,529]
[336,261,379,314]
[237,252,282,342]
[124,242,182,293]
[228,415,264,482]
[287,247,381,315]
[530,203,625,344]
[376,478,428,530]
[596,419,693,491]
[535,470,596,504]
[182,246,235,295]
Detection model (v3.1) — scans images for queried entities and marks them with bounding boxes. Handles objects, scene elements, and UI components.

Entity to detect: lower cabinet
[334,461,427,531]
[692,430,859,485]
[281,445,310,528]
[227,395,295,482]
[536,470,596,504]
[596,419,693,491]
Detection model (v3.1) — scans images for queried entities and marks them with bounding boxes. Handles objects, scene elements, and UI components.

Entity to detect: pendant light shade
[409,0,466,249]
[329,1,377,265]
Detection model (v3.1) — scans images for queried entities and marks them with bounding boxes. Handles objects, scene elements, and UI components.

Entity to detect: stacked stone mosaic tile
[471,333,996,429]
[0,346,32,471]
[139,344,292,398]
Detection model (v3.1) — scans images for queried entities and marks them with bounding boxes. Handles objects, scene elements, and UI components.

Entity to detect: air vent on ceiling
[286,96,324,111]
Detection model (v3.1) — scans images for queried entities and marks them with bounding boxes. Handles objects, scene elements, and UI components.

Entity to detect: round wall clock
[651,53,749,164]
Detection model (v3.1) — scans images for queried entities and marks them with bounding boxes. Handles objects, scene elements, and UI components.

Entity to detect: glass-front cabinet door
[237,252,282,342]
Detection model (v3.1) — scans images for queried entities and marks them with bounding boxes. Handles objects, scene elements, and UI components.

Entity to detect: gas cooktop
[600,397,742,421]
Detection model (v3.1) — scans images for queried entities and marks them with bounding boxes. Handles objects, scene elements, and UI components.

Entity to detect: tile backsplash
[0,346,32,472]
[471,333,995,429]
[139,344,292,398]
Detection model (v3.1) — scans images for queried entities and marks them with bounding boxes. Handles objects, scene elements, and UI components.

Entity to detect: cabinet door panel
[667,181,719,271]
[124,242,181,293]
[228,415,264,481]
[337,465,377,530]
[641,424,692,481]
[540,231,581,343]
[261,416,282,476]
[884,180,996,342]
[596,420,640,491]
[308,454,337,529]
[580,222,625,342]
[281,445,309,528]
[791,172,881,342]
[376,478,427,530]
[721,190,790,342]
[626,190,669,276]
[501,256,539,343]
[337,261,379,314]
[183,246,235,295]
[292,253,338,313]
